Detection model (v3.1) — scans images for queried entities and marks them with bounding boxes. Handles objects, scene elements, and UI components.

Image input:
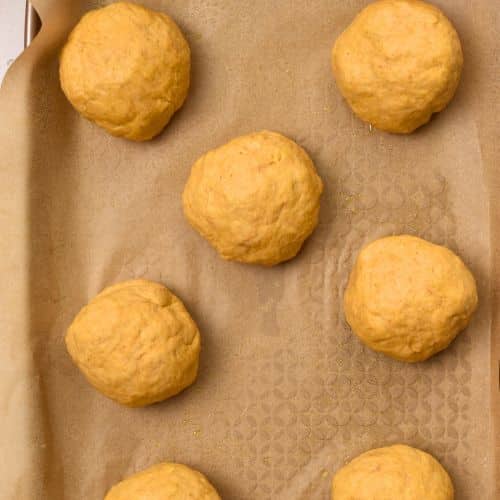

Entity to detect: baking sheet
[0,0,498,498]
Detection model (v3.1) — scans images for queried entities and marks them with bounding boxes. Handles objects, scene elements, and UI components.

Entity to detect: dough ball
[105,463,221,500]
[332,0,463,133]
[59,2,190,141]
[343,235,477,362]
[182,131,323,266]
[332,444,454,500]
[66,279,200,407]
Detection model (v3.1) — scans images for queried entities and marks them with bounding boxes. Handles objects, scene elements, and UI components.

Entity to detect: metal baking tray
[25,2,41,47]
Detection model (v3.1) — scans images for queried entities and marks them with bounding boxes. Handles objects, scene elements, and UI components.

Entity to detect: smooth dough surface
[59,2,190,141]
[332,444,454,500]
[105,463,221,500]
[332,0,463,133]
[66,279,200,407]
[182,131,323,266]
[343,235,477,362]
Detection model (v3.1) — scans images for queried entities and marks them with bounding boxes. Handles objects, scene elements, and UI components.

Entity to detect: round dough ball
[65,279,200,407]
[343,235,477,362]
[332,0,463,133]
[59,2,190,141]
[332,444,454,500]
[105,463,221,500]
[182,131,323,266]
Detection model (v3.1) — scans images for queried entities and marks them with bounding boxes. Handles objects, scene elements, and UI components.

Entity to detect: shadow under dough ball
[343,235,478,362]
[65,279,200,407]
[332,444,454,500]
[182,131,324,266]
[332,0,463,133]
[104,463,221,500]
[59,1,190,141]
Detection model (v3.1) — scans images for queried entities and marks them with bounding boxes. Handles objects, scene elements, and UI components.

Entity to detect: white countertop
[0,2,27,84]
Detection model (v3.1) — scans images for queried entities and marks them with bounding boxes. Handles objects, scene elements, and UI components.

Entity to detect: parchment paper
[0,1,498,499]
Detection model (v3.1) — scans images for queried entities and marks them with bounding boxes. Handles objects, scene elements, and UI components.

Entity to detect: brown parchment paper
[0,1,498,499]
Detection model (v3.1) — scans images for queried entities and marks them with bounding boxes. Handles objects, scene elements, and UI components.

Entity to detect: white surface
[0,2,26,84]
